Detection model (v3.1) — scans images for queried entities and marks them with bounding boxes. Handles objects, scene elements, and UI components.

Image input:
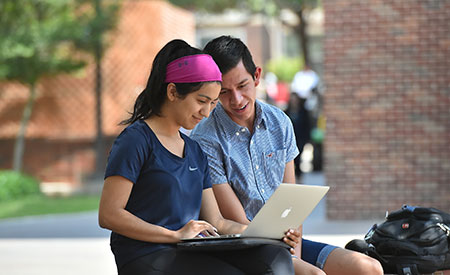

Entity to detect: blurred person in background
[191,35,383,275]
[285,91,311,178]
[98,39,296,275]
[291,66,324,172]
[291,65,319,101]
[264,71,279,105]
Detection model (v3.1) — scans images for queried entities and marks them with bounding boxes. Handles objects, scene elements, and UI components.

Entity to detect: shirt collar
[254,100,267,130]
[213,100,267,139]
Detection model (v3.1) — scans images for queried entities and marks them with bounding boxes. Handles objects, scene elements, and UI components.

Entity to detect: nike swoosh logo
[189,166,198,171]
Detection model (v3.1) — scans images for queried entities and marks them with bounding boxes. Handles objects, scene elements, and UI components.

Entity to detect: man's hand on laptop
[283,228,301,254]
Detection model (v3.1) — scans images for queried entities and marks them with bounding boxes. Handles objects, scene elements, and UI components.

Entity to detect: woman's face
[173,82,221,130]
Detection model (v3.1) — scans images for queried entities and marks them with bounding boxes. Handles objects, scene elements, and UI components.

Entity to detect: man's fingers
[283,237,297,248]
[285,229,300,243]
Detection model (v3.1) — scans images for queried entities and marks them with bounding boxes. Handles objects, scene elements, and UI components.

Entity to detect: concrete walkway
[0,172,382,275]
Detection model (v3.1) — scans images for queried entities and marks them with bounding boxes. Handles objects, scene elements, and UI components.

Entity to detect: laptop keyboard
[181,234,241,241]
[200,234,241,239]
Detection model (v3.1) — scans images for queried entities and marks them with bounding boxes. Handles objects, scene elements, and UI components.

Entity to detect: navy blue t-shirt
[104,120,212,270]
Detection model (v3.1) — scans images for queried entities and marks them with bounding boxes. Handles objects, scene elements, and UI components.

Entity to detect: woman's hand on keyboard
[176,220,219,240]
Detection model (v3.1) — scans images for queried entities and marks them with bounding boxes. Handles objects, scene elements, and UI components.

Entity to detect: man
[191,35,382,275]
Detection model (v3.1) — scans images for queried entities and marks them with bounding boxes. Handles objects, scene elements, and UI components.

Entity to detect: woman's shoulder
[114,120,154,148]
[122,120,151,136]
[106,121,154,173]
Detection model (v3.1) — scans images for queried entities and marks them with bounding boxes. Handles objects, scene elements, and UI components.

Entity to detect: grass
[0,194,101,220]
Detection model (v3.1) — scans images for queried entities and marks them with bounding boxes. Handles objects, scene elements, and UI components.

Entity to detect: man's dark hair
[204,35,257,79]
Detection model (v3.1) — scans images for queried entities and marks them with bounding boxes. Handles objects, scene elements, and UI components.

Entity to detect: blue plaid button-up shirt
[191,100,299,220]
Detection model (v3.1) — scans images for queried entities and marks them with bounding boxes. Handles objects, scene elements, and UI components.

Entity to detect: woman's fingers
[182,220,219,239]
[198,222,219,237]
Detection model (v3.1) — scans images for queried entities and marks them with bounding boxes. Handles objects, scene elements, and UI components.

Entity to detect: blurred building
[195,9,302,73]
[0,0,195,188]
[323,0,450,219]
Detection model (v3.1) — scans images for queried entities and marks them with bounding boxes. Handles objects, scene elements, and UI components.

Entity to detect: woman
[98,39,297,274]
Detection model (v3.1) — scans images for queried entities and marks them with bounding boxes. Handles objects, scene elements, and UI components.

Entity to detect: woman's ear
[166,83,178,102]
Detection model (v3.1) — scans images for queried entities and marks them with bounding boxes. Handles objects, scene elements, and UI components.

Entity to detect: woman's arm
[199,188,247,235]
[99,175,215,243]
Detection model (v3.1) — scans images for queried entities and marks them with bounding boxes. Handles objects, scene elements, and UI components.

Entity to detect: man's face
[219,60,261,128]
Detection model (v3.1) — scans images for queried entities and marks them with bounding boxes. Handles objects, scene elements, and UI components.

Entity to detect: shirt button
[241,128,245,132]
[261,189,265,193]
[236,132,239,136]
[250,140,253,145]
[255,165,259,170]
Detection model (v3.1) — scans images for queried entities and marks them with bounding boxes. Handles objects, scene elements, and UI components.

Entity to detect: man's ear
[254,67,262,87]
[166,83,178,101]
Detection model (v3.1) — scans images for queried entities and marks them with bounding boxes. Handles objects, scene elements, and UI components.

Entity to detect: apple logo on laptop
[281,207,292,218]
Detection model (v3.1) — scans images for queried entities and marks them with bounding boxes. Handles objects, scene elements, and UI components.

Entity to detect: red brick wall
[0,0,195,185]
[323,0,450,219]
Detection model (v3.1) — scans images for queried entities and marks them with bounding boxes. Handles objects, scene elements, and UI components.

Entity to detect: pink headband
[165,54,222,83]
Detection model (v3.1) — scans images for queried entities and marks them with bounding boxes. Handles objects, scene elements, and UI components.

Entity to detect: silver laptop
[180,184,329,244]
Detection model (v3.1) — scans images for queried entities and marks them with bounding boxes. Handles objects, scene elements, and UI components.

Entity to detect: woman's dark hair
[121,39,213,125]
[203,35,257,79]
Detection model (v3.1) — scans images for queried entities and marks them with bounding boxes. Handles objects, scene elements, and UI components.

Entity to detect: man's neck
[227,106,256,133]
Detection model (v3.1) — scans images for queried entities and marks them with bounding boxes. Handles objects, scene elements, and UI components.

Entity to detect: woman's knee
[342,251,384,275]
[292,257,325,275]
[356,255,383,275]
[323,248,383,275]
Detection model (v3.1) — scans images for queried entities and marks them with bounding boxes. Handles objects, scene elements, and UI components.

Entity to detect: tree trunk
[13,83,37,172]
[94,54,105,174]
[294,9,310,67]
[94,0,105,175]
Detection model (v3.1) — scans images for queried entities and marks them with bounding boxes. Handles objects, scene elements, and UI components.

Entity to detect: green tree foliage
[170,0,239,13]
[266,57,303,82]
[0,0,120,174]
[0,0,87,85]
[74,0,120,59]
[0,0,88,172]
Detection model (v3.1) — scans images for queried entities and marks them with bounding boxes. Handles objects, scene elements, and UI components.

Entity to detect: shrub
[0,170,41,201]
[265,57,304,83]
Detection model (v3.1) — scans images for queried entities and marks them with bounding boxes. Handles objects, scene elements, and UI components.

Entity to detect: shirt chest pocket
[262,148,287,184]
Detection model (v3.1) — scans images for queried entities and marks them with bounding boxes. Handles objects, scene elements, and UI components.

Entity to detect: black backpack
[346,205,450,275]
